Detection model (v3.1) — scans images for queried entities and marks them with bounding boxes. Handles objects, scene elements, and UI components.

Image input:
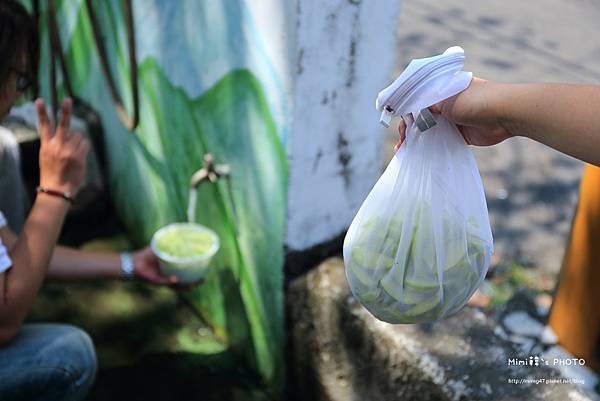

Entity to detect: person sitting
[0,2,180,400]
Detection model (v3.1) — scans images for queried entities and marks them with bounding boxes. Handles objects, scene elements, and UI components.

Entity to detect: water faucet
[188,153,237,233]
[190,153,231,189]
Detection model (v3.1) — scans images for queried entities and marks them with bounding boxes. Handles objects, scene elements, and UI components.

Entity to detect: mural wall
[36,0,292,394]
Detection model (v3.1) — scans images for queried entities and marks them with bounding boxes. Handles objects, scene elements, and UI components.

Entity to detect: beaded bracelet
[36,186,75,204]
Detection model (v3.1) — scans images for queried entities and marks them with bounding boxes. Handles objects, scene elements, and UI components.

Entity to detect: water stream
[187,187,197,223]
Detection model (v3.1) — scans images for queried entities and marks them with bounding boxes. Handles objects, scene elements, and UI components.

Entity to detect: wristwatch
[120,252,135,280]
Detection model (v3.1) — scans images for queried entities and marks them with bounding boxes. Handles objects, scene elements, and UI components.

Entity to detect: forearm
[48,246,121,281]
[1,228,122,282]
[1,195,69,332]
[496,83,600,165]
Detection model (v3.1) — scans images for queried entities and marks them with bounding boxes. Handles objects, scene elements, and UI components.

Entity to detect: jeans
[0,323,97,401]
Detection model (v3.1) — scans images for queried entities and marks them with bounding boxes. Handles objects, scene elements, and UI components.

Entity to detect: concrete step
[287,258,596,401]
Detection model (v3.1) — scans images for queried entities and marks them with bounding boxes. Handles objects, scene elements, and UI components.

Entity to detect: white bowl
[150,223,220,284]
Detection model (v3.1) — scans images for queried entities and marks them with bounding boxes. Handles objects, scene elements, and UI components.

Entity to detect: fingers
[159,275,181,287]
[458,125,474,145]
[62,132,90,162]
[64,132,82,154]
[67,131,82,147]
[36,98,74,143]
[157,275,178,286]
[394,117,407,151]
[36,98,52,142]
[399,118,406,146]
[77,137,91,159]
[55,98,72,141]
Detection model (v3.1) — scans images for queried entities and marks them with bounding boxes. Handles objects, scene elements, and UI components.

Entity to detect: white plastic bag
[343,47,493,324]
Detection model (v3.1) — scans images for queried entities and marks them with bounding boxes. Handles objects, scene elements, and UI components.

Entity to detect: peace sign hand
[37,98,90,196]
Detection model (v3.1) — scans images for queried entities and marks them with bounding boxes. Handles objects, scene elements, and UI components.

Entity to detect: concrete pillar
[286,0,401,251]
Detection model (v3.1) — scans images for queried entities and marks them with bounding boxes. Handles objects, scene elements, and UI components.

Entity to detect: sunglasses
[11,67,33,92]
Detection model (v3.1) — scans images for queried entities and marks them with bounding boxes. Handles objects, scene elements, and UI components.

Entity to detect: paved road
[383,0,600,278]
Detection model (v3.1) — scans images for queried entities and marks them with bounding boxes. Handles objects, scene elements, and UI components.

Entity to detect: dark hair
[0,0,39,92]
